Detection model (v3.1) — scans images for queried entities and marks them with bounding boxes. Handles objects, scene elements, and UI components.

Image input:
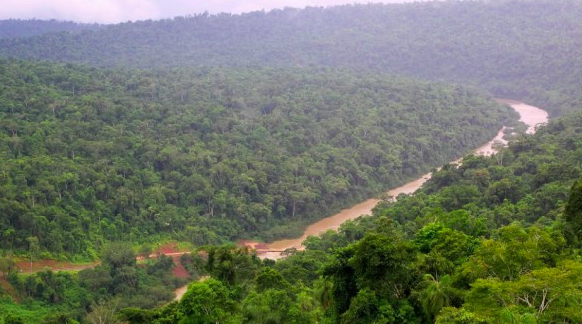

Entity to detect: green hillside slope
[1,1,581,115]
[0,59,512,257]
[115,100,582,324]
[0,19,100,39]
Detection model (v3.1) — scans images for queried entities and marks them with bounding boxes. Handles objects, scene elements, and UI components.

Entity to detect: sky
[1,0,423,24]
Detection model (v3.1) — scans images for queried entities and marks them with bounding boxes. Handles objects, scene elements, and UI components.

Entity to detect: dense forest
[2,0,582,323]
[2,95,580,323]
[116,103,582,324]
[1,1,582,115]
[0,59,512,258]
[0,19,100,39]
[0,242,188,322]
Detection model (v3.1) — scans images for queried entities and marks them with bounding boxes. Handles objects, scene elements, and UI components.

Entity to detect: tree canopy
[0,59,512,257]
[1,1,582,115]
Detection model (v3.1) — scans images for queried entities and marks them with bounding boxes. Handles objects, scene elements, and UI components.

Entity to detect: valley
[239,101,549,259]
[1,1,582,323]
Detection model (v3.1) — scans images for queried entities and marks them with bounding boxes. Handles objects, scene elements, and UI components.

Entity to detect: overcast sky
[2,0,424,24]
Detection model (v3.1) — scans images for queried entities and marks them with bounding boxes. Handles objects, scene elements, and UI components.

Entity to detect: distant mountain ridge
[1,1,582,115]
[0,19,102,39]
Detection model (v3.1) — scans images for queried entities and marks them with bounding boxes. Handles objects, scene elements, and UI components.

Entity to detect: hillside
[1,1,582,115]
[114,100,582,324]
[299,109,582,324]
[0,19,101,39]
[0,59,513,257]
[3,1,582,323]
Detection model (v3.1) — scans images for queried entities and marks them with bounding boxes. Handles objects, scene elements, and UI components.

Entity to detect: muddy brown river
[174,100,549,299]
[255,100,548,260]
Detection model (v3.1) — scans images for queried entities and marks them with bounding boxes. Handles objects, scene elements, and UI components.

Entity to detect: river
[253,100,548,260]
[174,100,548,299]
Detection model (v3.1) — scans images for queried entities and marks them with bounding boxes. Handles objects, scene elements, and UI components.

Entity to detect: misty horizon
[0,0,429,24]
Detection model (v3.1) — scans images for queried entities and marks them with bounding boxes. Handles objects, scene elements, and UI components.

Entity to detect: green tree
[255,267,290,292]
[26,236,40,272]
[205,246,259,286]
[417,274,459,322]
[0,256,16,278]
[340,288,395,324]
[323,246,357,320]
[460,224,564,282]
[101,242,136,269]
[138,244,153,260]
[86,300,121,324]
[3,315,25,324]
[435,308,488,324]
[349,233,416,298]
[179,278,240,324]
[465,261,582,323]
[564,180,582,245]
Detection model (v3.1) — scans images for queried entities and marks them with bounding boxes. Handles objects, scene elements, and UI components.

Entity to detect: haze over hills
[2,1,582,323]
[0,0,428,23]
[1,0,582,115]
[0,19,102,39]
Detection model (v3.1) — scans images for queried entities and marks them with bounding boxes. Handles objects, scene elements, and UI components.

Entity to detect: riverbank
[250,100,549,260]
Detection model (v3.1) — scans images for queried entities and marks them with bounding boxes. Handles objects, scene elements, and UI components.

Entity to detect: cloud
[0,0,421,23]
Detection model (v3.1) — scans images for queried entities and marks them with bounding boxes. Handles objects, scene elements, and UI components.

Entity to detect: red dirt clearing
[17,242,191,278]
[157,243,181,255]
[155,243,191,279]
[171,255,190,279]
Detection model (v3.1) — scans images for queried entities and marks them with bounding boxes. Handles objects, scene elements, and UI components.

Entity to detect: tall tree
[564,180,582,246]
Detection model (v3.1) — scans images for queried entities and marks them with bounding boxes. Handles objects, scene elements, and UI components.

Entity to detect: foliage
[564,180,582,245]
[7,93,581,324]
[3,1,582,323]
[204,246,260,286]
[1,1,582,115]
[265,112,582,324]
[0,19,101,39]
[0,257,16,278]
[1,244,179,322]
[465,261,582,323]
[0,59,510,258]
[376,112,582,237]
[435,308,488,324]
[178,278,240,324]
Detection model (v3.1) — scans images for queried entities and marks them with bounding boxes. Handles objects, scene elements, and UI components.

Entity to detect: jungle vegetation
[2,0,582,323]
[0,59,512,258]
[1,1,581,115]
